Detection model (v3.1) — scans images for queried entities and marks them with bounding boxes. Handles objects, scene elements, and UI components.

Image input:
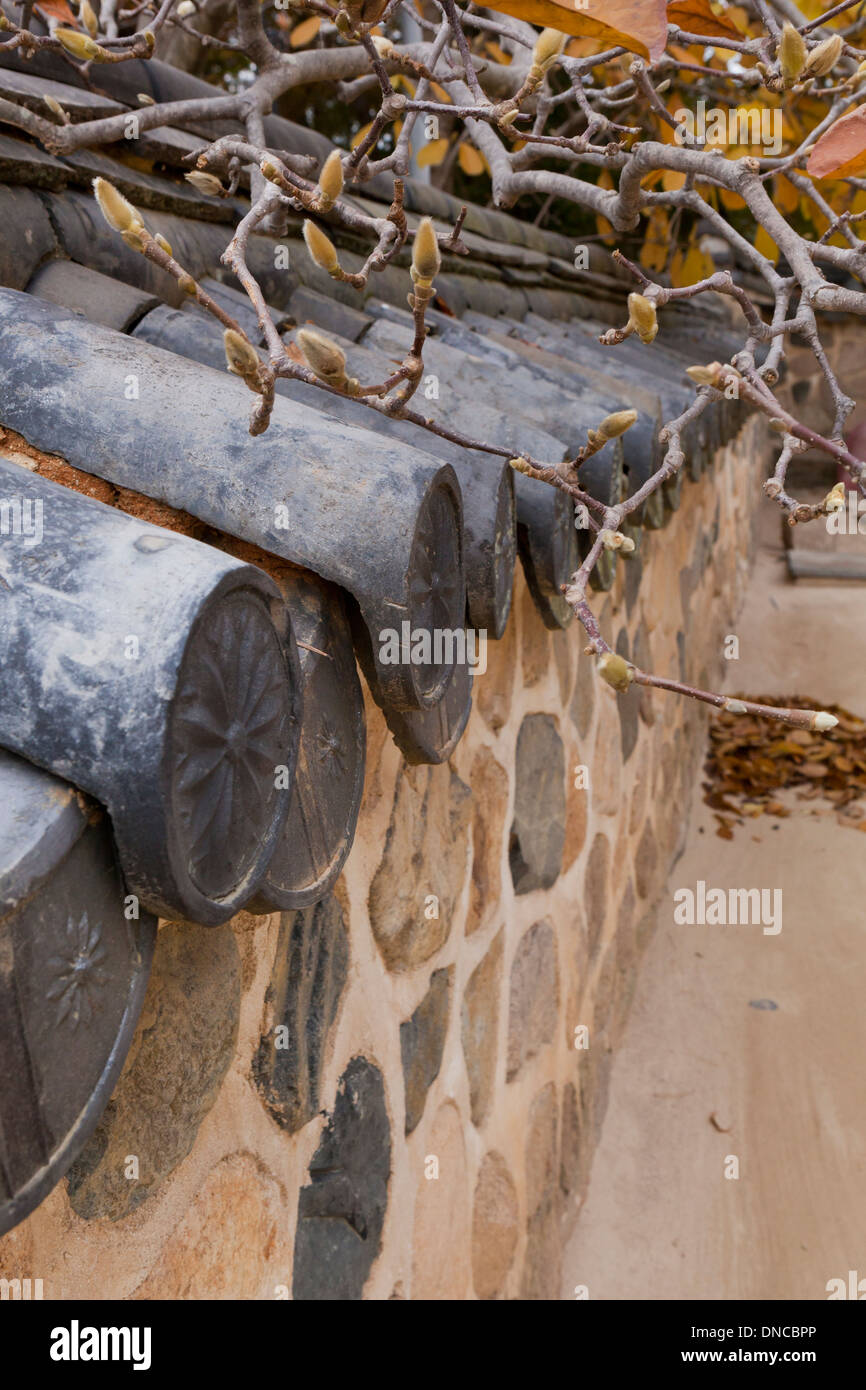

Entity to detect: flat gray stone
[509,714,566,894]
[293,1057,391,1300]
[252,896,349,1135]
[506,920,559,1082]
[400,966,453,1134]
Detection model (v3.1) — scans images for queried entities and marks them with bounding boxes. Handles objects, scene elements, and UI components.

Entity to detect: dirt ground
[561,505,866,1301]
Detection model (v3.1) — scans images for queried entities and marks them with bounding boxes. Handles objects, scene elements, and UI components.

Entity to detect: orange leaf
[35,0,79,25]
[667,0,744,43]
[458,141,488,176]
[417,137,450,168]
[482,0,668,62]
[351,120,374,151]
[290,15,321,48]
[807,104,866,181]
[754,224,779,264]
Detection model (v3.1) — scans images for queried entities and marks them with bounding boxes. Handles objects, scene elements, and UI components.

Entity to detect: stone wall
[0,416,768,1300]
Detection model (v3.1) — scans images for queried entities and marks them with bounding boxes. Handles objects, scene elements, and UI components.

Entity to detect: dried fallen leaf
[482,0,668,62]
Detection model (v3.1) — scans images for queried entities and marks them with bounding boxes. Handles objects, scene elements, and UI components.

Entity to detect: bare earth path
[561,513,866,1301]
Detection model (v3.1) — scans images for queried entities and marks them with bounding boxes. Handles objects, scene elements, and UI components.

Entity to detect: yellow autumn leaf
[458,142,488,176]
[719,186,746,211]
[417,137,450,168]
[639,206,669,273]
[351,120,374,151]
[430,82,451,104]
[484,40,513,65]
[662,168,686,192]
[290,15,320,47]
[754,224,779,264]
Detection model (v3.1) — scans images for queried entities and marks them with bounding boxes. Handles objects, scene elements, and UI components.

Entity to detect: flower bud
[54,27,100,60]
[154,233,173,256]
[597,651,634,693]
[45,95,67,120]
[778,21,806,85]
[811,711,839,732]
[498,109,519,128]
[80,0,98,37]
[687,362,723,387]
[184,170,224,196]
[532,28,565,74]
[627,292,658,344]
[223,329,260,379]
[297,328,348,387]
[93,176,142,234]
[137,92,155,105]
[371,35,394,58]
[316,149,344,210]
[723,698,748,714]
[598,409,637,440]
[303,220,340,274]
[803,33,843,78]
[177,0,196,15]
[411,217,441,285]
[508,456,530,474]
[823,481,846,514]
[178,273,197,296]
[121,228,145,252]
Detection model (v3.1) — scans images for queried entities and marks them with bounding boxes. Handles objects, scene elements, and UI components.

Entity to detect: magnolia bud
[411,217,441,285]
[778,21,807,85]
[223,329,260,379]
[260,159,283,185]
[144,29,155,46]
[154,233,173,256]
[178,273,197,296]
[177,0,196,15]
[371,35,394,58]
[598,409,637,440]
[597,651,634,693]
[184,170,224,196]
[686,362,723,387]
[303,220,340,274]
[804,33,843,78]
[498,109,519,128]
[93,177,142,234]
[532,28,565,74]
[316,150,344,210]
[627,292,658,344]
[811,711,839,732]
[297,328,349,387]
[137,93,155,105]
[45,95,67,120]
[508,457,530,474]
[723,698,748,714]
[54,27,100,60]
[823,481,846,514]
[80,0,98,37]
[121,229,145,252]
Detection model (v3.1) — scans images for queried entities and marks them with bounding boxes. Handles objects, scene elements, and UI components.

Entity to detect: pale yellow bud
[778,21,807,85]
[177,0,196,15]
[93,176,142,234]
[723,698,748,714]
[303,220,340,274]
[597,651,634,693]
[598,409,637,440]
[54,27,100,60]
[223,329,260,379]
[45,95,67,121]
[627,292,658,344]
[178,273,197,296]
[121,228,145,252]
[411,216,441,285]
[80,0,98,38]
[154,234,173,256]
[498,109,519,128]
[823,481,846,514]
[508,456,530,473]
[297,328,348,387]
[532,27,565,74]
[260,159,282,185]
[316,150,344,209]
[137,93,155,106]
[811,711,838,732]
[371,35,394,58]
[804,33,843,78]
[599,529,635,553]
[184,170,224,196]
[686,362,723,387]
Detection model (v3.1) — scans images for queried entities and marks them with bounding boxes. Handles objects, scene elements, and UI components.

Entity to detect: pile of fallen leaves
[704,696,866,839]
